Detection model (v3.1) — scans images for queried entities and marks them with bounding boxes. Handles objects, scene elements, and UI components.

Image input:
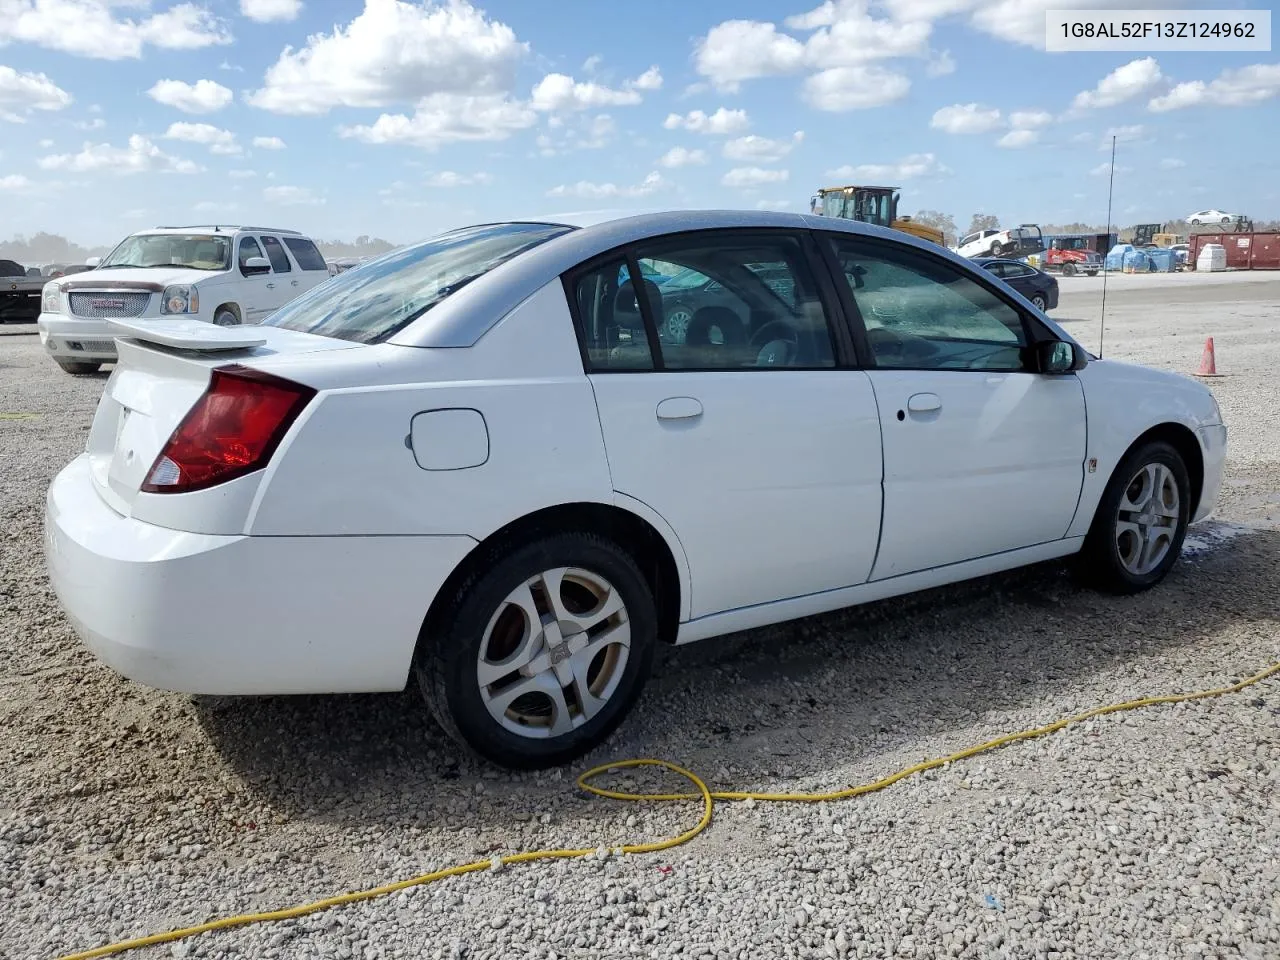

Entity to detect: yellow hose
[56,660,1280,960]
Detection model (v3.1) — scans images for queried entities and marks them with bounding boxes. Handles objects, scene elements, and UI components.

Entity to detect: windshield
[99,234,231,271]
[262,222,572,344]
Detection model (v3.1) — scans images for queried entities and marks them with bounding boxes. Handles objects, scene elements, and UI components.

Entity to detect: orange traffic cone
[1195,337,1222,377]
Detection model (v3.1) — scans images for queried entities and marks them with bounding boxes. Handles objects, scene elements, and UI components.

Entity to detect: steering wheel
[749,320,799,367]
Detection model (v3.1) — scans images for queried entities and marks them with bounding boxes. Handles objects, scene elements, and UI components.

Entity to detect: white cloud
[164,122,241,155]
[997,129,1038,149]
[663,107,750,135]
[74,117,106,130]
[0,66,73,123]
[530,66,662,112]
[1010,109,1052,129]
[694,6,929,92]
[1072,57,1163,110]
[581,54,602,74]
[1069,131,1093,144]
[633,66,662,91]
[264,184,323,205]
[803,65,910,111]
[1149,63,1280,112]
[240,0,302,23]
[424,170,492,187]
[38,138,53,147]
[38,135,202,174]
[340,93,536,148]
[1159,157,1185,170]
[0,0,231,59]
[229,169,257,179]
[827,152,948,180]
[0,174,31,190]
[247,0,526,115]
[658,146,707,168]
[694,20,806,91]
[193,200,238,214]
[1100,124,1147,148]
[547,170,668,199]
[1089,161,1131,177]
[723,131,804,163]
[147,79,234,114]
[722,166,790,188]
[931,103,1002,134]
[754,198,792,210]
[252,136,286,150]
[925,49,955,77]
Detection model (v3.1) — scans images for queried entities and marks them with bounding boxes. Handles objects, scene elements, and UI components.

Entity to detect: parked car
[36,225,329,374]
[972,257,1059,311]
[957,225,1045,260]
[1170,243,1191,267]
[1186,209,1238,225]
[1,259,46,324]
[45,210,1226,769]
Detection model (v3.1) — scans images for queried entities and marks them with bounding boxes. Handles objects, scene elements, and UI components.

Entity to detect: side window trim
[238,236,266,277]
[626,252,666,371]
[816,231,1060,373]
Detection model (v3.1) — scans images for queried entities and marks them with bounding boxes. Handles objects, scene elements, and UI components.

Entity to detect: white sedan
[1185,209,1238,225]
[45,210,1227,769]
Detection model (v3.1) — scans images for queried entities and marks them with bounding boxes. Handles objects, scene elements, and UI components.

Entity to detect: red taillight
[141,365,315,494]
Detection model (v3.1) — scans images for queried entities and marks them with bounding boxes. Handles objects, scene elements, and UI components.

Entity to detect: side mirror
[242,256,271,276]
[1032,339,1087,374]
[85,256,101,267]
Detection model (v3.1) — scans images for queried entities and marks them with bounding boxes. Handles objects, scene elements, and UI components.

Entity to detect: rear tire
[1031,294,1047,311]
[1076,441,1190,595]
[415,532,658,769]
[54,359,100,375]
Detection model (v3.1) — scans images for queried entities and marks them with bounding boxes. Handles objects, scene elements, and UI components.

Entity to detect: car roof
[381,208,1080,350]
[137,225,304,237]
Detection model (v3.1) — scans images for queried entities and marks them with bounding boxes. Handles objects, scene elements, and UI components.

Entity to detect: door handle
[907,392,942,413]
[265,282,276,289]
[291,280,299,287]
[656,397,703,422]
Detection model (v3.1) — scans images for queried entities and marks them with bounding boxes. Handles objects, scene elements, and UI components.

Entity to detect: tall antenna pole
[1099,135,1116,359]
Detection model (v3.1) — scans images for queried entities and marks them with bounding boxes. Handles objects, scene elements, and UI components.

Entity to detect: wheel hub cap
[476,567,631,740]
[1114,462,1181,576]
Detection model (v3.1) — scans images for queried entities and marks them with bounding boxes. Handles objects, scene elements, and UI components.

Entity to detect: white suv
[37,225,330,374]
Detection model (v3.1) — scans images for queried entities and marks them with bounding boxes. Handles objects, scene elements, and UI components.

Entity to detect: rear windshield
[261,222,572,344]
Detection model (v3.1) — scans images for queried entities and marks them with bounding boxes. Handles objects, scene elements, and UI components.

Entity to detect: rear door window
[260,236,292,273]
[283,236,328,271]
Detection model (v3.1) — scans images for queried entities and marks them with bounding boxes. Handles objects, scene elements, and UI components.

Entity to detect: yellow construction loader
[810,185,945,246]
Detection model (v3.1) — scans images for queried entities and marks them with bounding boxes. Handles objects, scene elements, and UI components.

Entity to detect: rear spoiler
[108,318,266,351]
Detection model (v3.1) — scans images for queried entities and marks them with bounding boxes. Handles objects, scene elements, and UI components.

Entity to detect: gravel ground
[2,274,1278,960]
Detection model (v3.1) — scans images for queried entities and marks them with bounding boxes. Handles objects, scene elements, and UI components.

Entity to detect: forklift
[810,185,945,246]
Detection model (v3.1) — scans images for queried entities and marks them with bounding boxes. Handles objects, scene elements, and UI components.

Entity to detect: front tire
[54,359,100,374]
[415,532,658,769]
[213,308,239,327]
[1062,262,1076,277]
[1077,441,1190,594]
[990,242,1004,257]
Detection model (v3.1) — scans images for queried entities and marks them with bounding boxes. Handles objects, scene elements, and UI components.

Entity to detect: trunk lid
[87,318,352,516]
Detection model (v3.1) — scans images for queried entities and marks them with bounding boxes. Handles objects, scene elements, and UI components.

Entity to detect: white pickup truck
[37,225,331,374]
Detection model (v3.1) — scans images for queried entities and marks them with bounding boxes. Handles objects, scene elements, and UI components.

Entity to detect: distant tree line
[0,231,401,267]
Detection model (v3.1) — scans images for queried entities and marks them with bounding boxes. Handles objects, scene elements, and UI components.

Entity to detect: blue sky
[1,0,1277,245]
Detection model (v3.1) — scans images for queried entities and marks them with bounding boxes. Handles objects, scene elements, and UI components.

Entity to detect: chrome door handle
[656,397,703,421]
[291,280,299,287]
[265,282,276,289]
[907,392,942,413]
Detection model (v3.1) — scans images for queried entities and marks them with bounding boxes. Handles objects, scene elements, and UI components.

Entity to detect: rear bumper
[45,454,478,694]
[38,314,119,361]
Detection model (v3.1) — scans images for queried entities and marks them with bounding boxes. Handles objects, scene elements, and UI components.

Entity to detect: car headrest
[614,278,663,329]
